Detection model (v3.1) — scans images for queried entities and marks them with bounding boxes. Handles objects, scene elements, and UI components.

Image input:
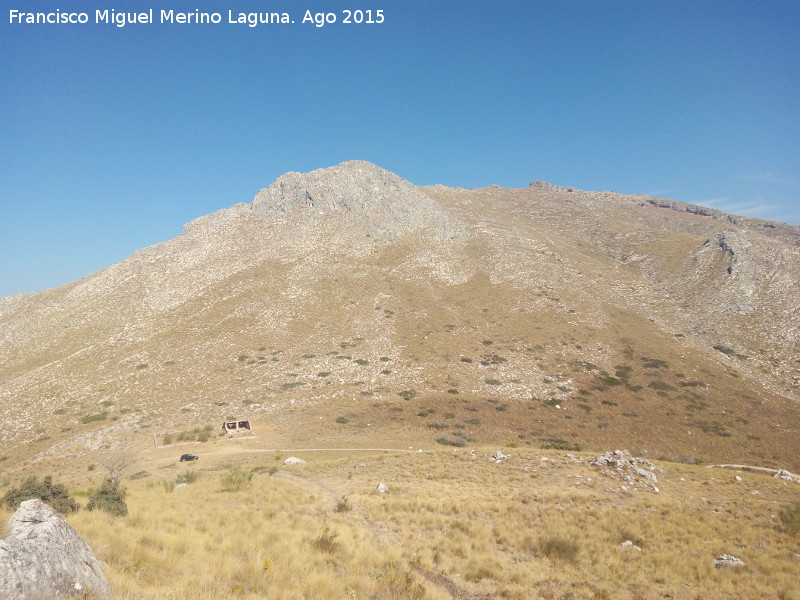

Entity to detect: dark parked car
[180,454,199,462]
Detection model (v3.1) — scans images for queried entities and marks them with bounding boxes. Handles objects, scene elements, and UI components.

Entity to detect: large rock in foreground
[0,499,111,600]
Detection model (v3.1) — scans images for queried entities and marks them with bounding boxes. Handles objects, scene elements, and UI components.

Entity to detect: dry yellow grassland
[5,447,797,600]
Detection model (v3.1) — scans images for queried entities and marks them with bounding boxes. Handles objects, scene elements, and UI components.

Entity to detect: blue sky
[1,0,798,298]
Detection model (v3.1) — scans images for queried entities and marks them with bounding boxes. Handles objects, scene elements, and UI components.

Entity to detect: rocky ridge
[0,161,798,470]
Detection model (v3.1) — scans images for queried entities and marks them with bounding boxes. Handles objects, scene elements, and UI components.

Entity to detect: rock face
[0,499,112,600]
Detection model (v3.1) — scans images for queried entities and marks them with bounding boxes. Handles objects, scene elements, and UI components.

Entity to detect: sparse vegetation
[539,438,581,451]
[176,471,198,485]
[311,523,340,553]
[162,425,214,445]
[538,536,580,563]
[779,500,800,536]
[220,467,253,492]
[713,344,749,359]
[80,412,108,424]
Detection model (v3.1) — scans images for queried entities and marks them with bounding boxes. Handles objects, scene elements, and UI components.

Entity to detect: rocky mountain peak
[247,160,465,240]
[251,160,416,216]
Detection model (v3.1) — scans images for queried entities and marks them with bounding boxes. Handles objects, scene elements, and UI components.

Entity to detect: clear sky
[1,0,798,298]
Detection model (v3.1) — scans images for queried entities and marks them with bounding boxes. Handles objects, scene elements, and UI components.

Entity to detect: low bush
[87,478,128,516]
[311,524,340,553]
[436,434,469,447]
[334,496,352,513]
[2,475,78,514]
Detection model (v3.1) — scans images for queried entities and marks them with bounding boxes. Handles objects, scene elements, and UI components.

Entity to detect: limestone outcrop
[0,499,112,600]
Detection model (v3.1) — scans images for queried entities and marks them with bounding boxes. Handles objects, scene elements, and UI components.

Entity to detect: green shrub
[648,380,674,391]
[2,475,78,514]
[87,478,128,516]
[80,412,108,424]
[221,467,253,492]
[336,416,349,424]
[539,438,581,452]
[436,435,469,447]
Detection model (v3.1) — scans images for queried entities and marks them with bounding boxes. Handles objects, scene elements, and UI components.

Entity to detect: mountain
[1,160,798,470]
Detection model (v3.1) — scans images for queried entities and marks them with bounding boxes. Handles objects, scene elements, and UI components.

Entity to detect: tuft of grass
[311,524,340,553]
[538,536,580,563]
[176,471,198,485]
[336,416,349,424]
[220,467,253,492]
[779,500,800,536]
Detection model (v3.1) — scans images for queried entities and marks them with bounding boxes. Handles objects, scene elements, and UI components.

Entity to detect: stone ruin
[222,418,254,436]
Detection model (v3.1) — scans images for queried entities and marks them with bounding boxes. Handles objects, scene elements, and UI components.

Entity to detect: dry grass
[2,447,789,600]
[63,459,448,600]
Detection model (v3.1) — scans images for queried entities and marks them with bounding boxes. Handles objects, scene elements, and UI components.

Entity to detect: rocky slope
[1,161,798,469]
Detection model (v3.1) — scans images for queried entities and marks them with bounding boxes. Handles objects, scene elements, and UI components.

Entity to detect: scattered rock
[0,499,112,600]
[175,483,187,489]
[590,450,659,492]
[620,540,642,552]
[774,469,800,482]
[734,475,742,482]
[714,554,745,568]
[283,457,306,465]
[491,451,507,462]
[376,482,389,494]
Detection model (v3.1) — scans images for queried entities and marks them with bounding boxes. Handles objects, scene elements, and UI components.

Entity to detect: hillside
[0,160,798,472]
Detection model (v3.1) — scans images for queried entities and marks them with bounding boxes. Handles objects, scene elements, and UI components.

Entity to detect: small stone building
[222,418,253,435]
